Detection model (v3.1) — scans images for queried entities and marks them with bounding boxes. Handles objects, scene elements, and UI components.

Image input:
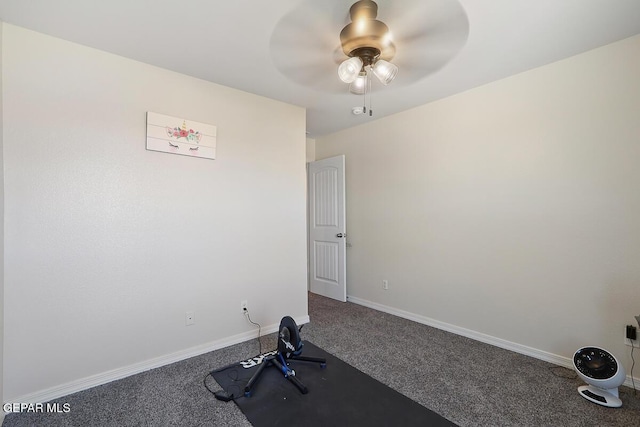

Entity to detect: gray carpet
[3,292,639,426]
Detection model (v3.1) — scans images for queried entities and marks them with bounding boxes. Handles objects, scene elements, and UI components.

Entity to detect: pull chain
[362,71,367,114]
[362,70,373,116]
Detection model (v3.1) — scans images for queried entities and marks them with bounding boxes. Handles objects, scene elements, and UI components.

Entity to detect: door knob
[336,233,346,238]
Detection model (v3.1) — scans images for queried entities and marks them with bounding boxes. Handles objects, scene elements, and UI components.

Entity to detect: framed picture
[146,112,217,160]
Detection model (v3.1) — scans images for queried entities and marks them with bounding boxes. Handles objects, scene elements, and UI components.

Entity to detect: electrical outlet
[185,311,195,326]
[240,300,248,313]
[626,325,637,340]
[382,280,389,290]
[624,325,639,348]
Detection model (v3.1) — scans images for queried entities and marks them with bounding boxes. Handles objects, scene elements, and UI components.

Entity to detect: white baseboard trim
[7,315,310,406]
[347,295,639,390]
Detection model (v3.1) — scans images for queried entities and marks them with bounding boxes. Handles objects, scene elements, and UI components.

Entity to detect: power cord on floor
[629,338,637,395]
[203,372,218,395]
[204,308,264,402]
[547,365,577,380]
[204,371,242,402]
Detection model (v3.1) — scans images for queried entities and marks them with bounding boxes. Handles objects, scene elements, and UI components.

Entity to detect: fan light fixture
[349,70,369,95]
[337,57,364,84]
[337,0,398,116]
[372,59,398,85]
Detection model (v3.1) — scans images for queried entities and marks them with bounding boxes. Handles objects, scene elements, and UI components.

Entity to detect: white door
[308,155,346,302]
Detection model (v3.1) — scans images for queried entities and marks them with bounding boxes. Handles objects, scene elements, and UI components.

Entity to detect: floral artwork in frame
[146,112,217,160]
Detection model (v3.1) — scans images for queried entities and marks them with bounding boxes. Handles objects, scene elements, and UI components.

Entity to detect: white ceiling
[1,0,639,138]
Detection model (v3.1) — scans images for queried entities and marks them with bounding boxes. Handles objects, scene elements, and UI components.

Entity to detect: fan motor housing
[339,0,395,60]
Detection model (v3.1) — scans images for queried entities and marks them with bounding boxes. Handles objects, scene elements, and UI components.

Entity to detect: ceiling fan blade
[380,0,469,85]
[379,0,468,40]
[269,1,349,92]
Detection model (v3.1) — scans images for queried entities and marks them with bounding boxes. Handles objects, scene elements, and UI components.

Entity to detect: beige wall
[316,35,640,368]
[2,24,308,400]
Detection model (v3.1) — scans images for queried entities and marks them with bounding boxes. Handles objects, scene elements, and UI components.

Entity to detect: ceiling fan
[269,0,469,109]
[336,0,399,98]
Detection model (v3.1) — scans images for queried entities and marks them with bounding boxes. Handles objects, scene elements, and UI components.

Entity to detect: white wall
[2,24,308,400]
[0,20,5,415]
[306,137,316,163]
[316,35,640,369]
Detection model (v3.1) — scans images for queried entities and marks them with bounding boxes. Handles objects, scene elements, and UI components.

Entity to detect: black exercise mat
[212,341,457,427]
